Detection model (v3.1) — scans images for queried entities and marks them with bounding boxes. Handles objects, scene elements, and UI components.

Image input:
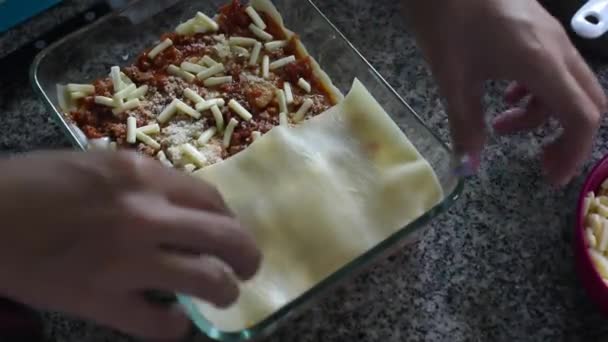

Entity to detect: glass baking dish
[31,0,464,340]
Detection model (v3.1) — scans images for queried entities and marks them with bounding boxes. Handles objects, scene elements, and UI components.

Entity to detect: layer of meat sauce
[63,0,336,171]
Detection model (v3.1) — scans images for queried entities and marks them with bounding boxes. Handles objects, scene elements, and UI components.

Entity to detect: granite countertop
[2,0,608,341]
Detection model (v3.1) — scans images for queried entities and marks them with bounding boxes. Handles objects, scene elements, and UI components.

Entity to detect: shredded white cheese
[157,151,174,168]
[157,99,179,123]
[95,96,115,107]
[284,82,294,104]
[265,40,287,51]
[249,41,262,66]
[223,118,239,148]
[204,76,233,87]
[200,55,219,67]
[67,83,95,94]
[195,12,219,32]
[176,18,197,35]
[270,55,296,70]
[276,89,287,114]
[168,65,196,83]
[197,127,217,146]
[196,63,225,80]
[249,24,273,41]
[196,98,225,112]
[181,61,207,74]
[70,92,88,100]
[184,88,206,104]
[110,66,123,92]
[120,72,134,86]
[211,105,225,132]
[175,99,201,119]
[181,143,208,167]
[228,99,253,121]
[112,99,141,115]
[136,131,161,150]
[232,46,250,57]
[148,38,173,60]
[293,98,314,122]
[298,78,311,93]
[126,116,137,144]
[262,55,270,79]
[126,85,149,100]
[229,36,258,47]
[113,83,137,106]
[137,123,161,135]
[245,6,267,30]
[279,112,288,126]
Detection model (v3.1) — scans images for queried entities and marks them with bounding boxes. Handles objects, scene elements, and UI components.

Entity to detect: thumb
[443,81,486,173]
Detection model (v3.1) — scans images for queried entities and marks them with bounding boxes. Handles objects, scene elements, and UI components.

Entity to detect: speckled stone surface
[3,0,608,341]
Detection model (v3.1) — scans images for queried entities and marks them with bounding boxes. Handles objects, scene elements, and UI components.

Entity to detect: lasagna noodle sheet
[191,79,443,331]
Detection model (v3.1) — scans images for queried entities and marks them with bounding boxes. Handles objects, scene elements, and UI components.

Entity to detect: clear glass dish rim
[29,0,465,340]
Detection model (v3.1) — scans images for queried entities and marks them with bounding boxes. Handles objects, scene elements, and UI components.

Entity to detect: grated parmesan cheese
[197,127,217,146]
[249,24,273,41]
[204,76,233,87]
[211,105,225,132]
[245,6,267,30]
[126,116,137,144]
[148,38,173,59]
[249,41,262,66]
[229,36,258,47]
[298,78,311,93]
[265,40,287,51]
[196,63,225,80]
[228,99,253,121]
[223,118,239,148]
[168,65,196,83]
[284,82,294,104]
[270,55,296,70]
[293,98,314,122]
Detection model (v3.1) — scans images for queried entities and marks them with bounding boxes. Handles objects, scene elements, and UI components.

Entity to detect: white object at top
[571,0,608,39]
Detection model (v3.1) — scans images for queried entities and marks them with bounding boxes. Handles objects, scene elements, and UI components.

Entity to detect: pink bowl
[576,154,608,315]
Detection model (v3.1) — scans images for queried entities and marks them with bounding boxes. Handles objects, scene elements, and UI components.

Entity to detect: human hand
[403,0,606,185]
[0,151,261,339]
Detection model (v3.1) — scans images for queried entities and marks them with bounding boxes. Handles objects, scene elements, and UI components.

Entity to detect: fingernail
[452,153,479,177]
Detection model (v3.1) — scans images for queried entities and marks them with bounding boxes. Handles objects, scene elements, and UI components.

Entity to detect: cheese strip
[262,55,270,79]
[157,151,173,168]
[269,55,296,70]
[176,18,197,35]
[279,112,288,126]
[223,118,239,148]
[110,66,123,92]
[265,40,287,51]
[158,99,179,123]
[168,65,196,83]
[136,131,161,149]
[196,63,225,80]
[229,37,258,47]
[298,78,311,93]
[197,127,217,146]
[204,76,233,87]
[137,123,161,135]
[190,79,442,331]
[126,85,149,100]
[590,249,608,278]
[126,117,137,144]
[249,24,273,41]
[276,89,287,114]
[232,46,250,57]
[196,98,226,112]
[113,84,137,105]
[148,38,173,59]
[181,143,208,168]
[95,96,115,107]
[211,105,225,132]
[293,98,313,122]
[67,83,95,94]
[246,6,267,30]
[112,99,141,115]
[195,12,219,31]
[200,55,219,67]
[228,100,253,121]
[181,61,207,74]
[184,164,197,173]
[175,99,202,119]
[184,88,206,104]
[284,82,294,104]
[70,92,88,100]
[249,42,262,66]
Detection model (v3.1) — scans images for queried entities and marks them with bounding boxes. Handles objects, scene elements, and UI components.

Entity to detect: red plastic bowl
[576,155,608,315]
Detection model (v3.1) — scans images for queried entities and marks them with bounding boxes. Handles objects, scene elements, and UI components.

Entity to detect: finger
[504,82,530,105]
[81,293,190,340]
[137,254,240,308]
[567,49,607,112]
[444,81,486,171]
[492,97,548,135]
[151,207,261,281]
[520,60,600,185]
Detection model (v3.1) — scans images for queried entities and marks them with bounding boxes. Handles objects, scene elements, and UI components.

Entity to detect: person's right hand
[0,151,261,340]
